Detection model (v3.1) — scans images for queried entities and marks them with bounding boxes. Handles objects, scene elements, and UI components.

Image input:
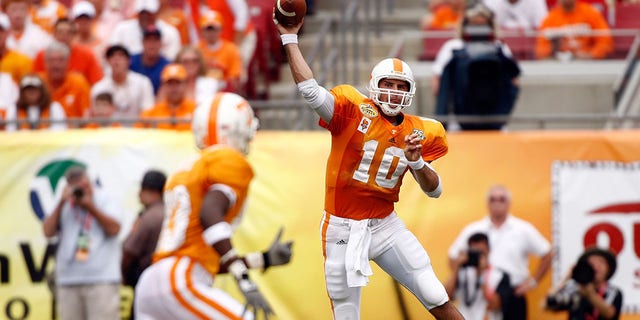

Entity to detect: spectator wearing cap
[192,0,250,45]
[4,73,67,131]
[92,45,155,122]
[137,63,195,130]
[197,10,243,93]
[0,12,33,84]
[3,0,53,58]
[38,41,91,120]
[70,1,107,66]
[109,0,181,60]
[33,18,104,85]
[72,0,124,59]
[129,25,171,94]
[121,169,167,320]
[28,0,68,34]
[546,247,623,319]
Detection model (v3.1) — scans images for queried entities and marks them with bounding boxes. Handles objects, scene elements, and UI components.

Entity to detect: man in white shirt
[448,184,553,319]
[108,0,181,60]
[91,45,155,122]
[4,0,53,58]
[484,0,548,30]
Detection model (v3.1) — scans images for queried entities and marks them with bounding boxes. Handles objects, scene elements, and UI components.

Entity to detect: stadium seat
[419,29,455,61]
[501,31,536,60]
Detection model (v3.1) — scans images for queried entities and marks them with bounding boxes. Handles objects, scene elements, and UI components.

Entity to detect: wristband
[245,252,266,269]
[529,278,538,288]
[408,158,426,170]
[203,221,233,245]
[228,259,248,280]
[281,34,298,45]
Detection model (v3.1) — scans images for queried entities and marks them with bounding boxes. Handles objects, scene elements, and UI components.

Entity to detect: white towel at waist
[345,219,373,287]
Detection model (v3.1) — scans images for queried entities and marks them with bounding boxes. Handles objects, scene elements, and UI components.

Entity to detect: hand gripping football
[274,0,306,27]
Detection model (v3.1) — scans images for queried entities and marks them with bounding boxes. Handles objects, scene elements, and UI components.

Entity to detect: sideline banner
[1,129,640,320]
[552,161,640,313]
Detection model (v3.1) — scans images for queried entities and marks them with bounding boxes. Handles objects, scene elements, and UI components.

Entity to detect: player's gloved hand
[263,227,293,269]
[237,276,274,319]
[229,259,274,319]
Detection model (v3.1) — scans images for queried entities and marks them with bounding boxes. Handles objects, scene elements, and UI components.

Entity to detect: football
[274,0,306,27]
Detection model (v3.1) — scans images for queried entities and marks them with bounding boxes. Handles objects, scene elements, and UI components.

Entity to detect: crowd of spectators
[420,0,640,61]
[0,0,271,131]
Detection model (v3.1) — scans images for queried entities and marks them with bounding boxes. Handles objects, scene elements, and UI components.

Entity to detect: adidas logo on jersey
[388,137,396,144]
[336,239,348,245]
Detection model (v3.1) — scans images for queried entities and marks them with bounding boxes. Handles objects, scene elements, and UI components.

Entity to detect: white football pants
[134,256,252,320]
[320,212,449,320]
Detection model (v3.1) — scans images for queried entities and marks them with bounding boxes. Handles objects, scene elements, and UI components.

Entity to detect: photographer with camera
[546,247,623,320]
[43,165,122,320]
[449,185,553,319]
[445,232,511,320]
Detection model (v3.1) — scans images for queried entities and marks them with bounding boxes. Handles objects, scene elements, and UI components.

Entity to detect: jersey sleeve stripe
[209,183,238,208]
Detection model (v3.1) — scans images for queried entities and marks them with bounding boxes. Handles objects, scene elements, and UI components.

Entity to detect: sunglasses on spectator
[489,196,508,203]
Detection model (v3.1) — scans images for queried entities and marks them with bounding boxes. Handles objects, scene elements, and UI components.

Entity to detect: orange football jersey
[321,85,448,220]
[153,146,254,275]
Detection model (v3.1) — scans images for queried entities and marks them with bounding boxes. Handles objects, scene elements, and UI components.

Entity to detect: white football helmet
[368,58,416,117]
[191,92,259,154]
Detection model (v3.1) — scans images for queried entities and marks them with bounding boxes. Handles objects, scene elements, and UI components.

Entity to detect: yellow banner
[1,129,639,320]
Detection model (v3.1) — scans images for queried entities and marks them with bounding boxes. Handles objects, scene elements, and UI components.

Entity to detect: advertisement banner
[552,161,640,313]
[1,129,640,320]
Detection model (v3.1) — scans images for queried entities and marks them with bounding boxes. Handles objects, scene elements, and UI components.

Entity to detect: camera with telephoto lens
[72,187,84,200]
[571,258,595,285]
[463,249,481,267]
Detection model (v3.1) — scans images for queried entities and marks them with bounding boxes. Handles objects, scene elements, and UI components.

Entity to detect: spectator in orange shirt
[197,10,243,93]
[4,74,67,131]
[421,0,464,30]
[536,0,613,59]
[138,63,196,130]
[84,92,119,128]
[33,18,103,85]
[157,0,190,45]
[0,12,34,83]
[29,0,68,34]
[39,41,91,120]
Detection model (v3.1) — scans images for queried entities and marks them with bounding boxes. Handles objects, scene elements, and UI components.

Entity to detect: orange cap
[199,10,223,29]
[161,63,187,82]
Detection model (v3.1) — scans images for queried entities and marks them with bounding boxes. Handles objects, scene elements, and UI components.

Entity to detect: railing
[287,0,388,129]
[610,33,640,129]
[387,28,640,61]
[4,111,639,131]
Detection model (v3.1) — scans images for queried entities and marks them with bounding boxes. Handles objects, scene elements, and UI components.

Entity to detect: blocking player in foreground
[134,92,293,320]
[275,15,464,320]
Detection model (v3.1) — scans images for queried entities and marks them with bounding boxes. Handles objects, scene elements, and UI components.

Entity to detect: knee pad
[325,260,349,300]
[332,302,359,320]
[416,268,449,309]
